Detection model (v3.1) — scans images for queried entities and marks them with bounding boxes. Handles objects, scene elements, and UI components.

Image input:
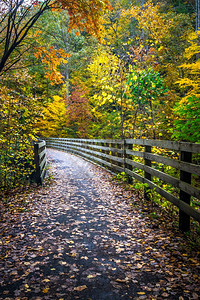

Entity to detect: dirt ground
[0,149,200,299]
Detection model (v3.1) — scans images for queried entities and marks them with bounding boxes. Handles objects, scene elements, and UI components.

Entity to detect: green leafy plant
[0,84,39,194]
[113,172,129,183]
[124,66,168,139]
[132,181,149,199]
[173,96,200,142]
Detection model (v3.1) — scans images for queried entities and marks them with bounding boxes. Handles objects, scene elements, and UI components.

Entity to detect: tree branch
[0,0,51,74]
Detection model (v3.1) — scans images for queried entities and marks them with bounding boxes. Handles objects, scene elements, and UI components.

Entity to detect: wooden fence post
[93,140,98,162]
[34,143,42,185]
[179,150,192,232]
[124,140,133,183]
[106,141,111,171]
[116,142,122,169]
[34,141,47,185]
[101,141,105,168]
[144,145,152,200]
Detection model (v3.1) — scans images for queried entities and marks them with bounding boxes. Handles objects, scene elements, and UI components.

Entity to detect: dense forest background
[1,0,200,191]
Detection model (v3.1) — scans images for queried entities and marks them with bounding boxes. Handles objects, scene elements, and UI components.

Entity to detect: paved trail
[0,149,200,299]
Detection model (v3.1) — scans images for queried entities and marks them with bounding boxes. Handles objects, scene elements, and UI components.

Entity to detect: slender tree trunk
[66,62,69,101]
[119,63,124,139]
[47,78,49,102]
[65,15,69,100]
[132,73,141,138]
[196,0,200,31]
[132,104,139,138]
[149,98,156,139]
[196,0,200,59]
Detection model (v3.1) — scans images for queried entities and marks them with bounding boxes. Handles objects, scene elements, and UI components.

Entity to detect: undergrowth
[112,172,200,254]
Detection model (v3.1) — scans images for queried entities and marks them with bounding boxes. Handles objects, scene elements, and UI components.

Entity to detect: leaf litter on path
[0,148,199,299]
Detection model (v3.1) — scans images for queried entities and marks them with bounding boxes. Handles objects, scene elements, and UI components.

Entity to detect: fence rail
[45,137,200,231]
[34,140,47,185]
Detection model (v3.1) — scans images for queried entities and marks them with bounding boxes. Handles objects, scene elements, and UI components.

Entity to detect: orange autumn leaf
[42,287,50,293]
[74,285,87,291]
[34,46,69,85]
[53,0,113,37]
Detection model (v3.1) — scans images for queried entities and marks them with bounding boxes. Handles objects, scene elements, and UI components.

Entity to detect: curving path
[0,149,200,299]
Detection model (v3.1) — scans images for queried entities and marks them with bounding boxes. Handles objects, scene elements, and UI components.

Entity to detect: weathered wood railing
[34,140,47,185]
[45,138,200,231]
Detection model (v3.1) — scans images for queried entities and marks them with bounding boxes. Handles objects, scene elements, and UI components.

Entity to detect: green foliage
[113,172,129,182]
[173,96,200,142]
[124,66,168,138]
[133,182,149,191]
[89,111,122,139]
[1,0,200,195]
[132,181,149,199]
[126,66,167,103]
[0,82,40,193]
[149,212,160,219]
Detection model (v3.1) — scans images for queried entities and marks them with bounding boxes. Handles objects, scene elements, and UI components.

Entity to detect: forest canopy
[0,0,200,191]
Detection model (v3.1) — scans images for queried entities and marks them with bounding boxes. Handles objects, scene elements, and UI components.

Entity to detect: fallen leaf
[74,285,87,291]
[115,278,127,283]
[87,274,97,279]
[162,293,169,297]
[81,256,88,260]
[42,279,50,283]
[42,288,49,293]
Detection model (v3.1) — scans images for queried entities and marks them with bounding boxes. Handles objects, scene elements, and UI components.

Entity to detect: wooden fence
[34,140,47,185]
[45,138,200,232]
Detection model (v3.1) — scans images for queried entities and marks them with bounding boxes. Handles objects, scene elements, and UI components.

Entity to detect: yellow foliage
[36,95,67,137]
[102,1,131,46]
[176,78,199,89]
[185,31,200,59]
[0,83,40,191]
[126,0,170,43]
[176,30,200,100]
[88,45,123,108]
